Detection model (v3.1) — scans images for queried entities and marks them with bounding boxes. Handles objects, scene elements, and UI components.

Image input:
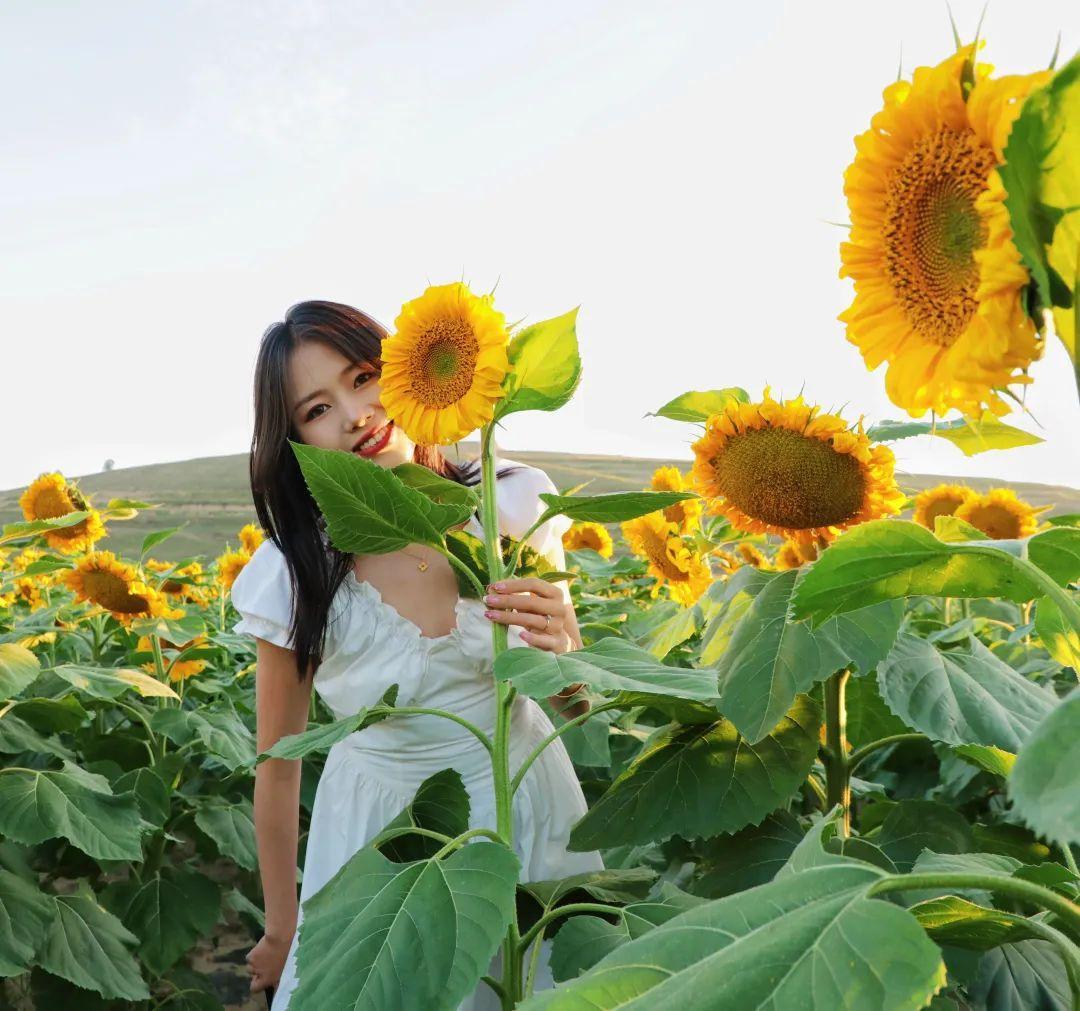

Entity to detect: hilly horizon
[3,444,1077,563]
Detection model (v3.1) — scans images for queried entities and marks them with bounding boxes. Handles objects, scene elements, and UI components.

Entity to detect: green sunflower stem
[481,422,521,1008]
[823,669,852,838]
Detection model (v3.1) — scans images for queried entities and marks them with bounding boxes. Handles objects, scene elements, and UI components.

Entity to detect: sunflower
[620,513,713,606]
[955,488,1042,539]
[913,483,976,530]
[736,542,768,568]
[648,466,703,535]
[774,539,821,571]
[379,282,511,446]
[238,523,265,554]
[19,472,108,554]
[217,549,252,590]
[563,521,614,559]
[62,551,171,626]
[13,579,45,610]
[137,633,209,682]
[839,44,1051,418]
[147,559,212,605]
[691,388,905,545]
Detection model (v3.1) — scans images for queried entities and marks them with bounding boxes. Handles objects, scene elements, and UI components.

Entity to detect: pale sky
[3,0,1078,493]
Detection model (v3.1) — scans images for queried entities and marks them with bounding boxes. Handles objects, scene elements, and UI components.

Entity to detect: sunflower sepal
[647,388,749,424]
[492,307,582,422]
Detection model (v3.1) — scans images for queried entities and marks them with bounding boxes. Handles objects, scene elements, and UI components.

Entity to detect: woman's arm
[247,638,313,993]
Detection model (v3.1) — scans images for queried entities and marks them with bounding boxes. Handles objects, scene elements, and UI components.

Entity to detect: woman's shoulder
[229,539,297,649]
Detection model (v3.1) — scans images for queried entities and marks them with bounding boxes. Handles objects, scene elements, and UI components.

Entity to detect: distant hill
[3,444,1077,563]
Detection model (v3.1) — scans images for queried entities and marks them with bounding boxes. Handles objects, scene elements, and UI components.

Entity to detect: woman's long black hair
[247,299,522,680]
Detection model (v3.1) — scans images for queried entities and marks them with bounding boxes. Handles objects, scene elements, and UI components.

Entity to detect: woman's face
[286,339,414,469]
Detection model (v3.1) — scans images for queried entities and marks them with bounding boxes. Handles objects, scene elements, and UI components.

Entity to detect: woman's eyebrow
[293,361,358,413]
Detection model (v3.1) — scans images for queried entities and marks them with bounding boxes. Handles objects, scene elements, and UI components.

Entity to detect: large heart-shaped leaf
[374,768,471,863]
[876,632,1057,751]
[968,939,1073,1011]
[51,663,180,701]
[0,644,40,702]
[291,842,519,1011]
[567,695,820,849]
[0,762,143,860]
[0,868,53,976]
[151,703,255,771]
[36,881,149,1001]
[689,810,806,899]
[874,801,974,873]
[106,868,220,976]
[790,521,1080,624]
[494,637,721,704]
[495,308,582,419]
[1009,687,1080,846]
[715,570,901,742]
[291,441,473,555]
[194,798,258,870]
[521,864,946,1010]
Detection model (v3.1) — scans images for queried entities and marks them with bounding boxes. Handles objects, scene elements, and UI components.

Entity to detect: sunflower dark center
[883,126,996,346]
[711,427,867,530]
[83,571,150,614]
[411,317,479,407]
[965,503,1021,540]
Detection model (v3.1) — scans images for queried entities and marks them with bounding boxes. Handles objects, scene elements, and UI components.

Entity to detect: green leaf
[714,570,901,742]
[108,868,220,976]
[9,695,88,734]
[256,686,398,764]
[1001,54,1080,388]
[790,521,1071,624]
[1035,594,1080,668]
[521,864,946,1011]
[291,843,519,1011]
[647,388,749,423]
[113,766,171,828]
[909,896,1041,951]
[875,800,974,873]
[0,644,40,702]
[151,704,255,771]
[867,414,1044,455]
[0,762,143,860]
[37,881,149,1001]
[140,526,185,556]
[954,744,1017,778]
[969,939,1073,1011]
[374,769,470,863]
[1009,687,1080,846]
[845,672,913,749]
[494,637,721,703]
[495,308,582,419]
[537,489,699,524]
[0,868,53,976]
[194,798,257,871]
[876,632,1056,751]
[388,462,480,510]
[0,511,92,545]
[567,695,820,849]
[909,850,1023,908]
[51,663,180,701]
[521,868,658,914]
[689,810,806,899]
[0,712,73,760]
[290,441,473,555]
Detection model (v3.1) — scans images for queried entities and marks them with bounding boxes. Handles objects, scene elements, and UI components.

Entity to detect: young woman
[231,301,601,1009]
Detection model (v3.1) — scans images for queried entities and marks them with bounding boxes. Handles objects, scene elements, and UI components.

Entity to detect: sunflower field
[3,27,1080,1011]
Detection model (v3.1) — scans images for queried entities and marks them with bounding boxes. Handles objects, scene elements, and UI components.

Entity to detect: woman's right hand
[247,930,293,995]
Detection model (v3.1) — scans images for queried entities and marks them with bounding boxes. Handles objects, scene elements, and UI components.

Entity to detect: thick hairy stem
[481,423,521,1008]
[823,670,851,837]
[517,902,625,954]
[848,733,928,774]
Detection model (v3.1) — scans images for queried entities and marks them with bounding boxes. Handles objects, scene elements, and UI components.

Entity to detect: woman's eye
[305,404,327,422]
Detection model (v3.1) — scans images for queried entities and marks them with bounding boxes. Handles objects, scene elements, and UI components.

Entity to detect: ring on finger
[543,613,551,630]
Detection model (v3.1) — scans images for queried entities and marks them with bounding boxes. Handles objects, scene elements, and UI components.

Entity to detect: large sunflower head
[913,483,976,530]
[649,466,703,534]
[62,551,170,626]
[563,521,614,559]
[19,472,108,555]
[839,44,1051,418]
[955,487,1042,539]
[379,282,511,446]
[691,388,905,545]
[217,549,252,590]
[620,513,713,606]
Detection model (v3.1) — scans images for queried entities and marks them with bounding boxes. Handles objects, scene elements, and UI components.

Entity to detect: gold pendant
[418,560,429,572]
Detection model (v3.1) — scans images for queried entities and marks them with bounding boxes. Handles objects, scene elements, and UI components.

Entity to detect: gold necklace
[399,546,430,572]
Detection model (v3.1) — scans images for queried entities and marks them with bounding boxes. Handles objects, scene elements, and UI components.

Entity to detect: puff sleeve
[229,540,297,650]
[495,459,573,572]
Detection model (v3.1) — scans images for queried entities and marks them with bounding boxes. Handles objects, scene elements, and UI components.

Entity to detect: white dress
[229,460,604,1010]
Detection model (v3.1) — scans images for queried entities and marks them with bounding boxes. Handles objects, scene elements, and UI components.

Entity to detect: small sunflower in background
[913,483,976,530]
[380,281,511,446]
[62,551,173,626]
[19,472,108,554]
[774,539,822,571]
[955,488,1045,539]
[563,521,614,559]
[839,43,1050,418]
[620,512,713,606]
[238,523,265,554]
[691,388,905,546]
[146,559,213,606]
[649,466,703,535]
[735,542,768,568]
[137,633,209,682]
[216,548,251,590]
